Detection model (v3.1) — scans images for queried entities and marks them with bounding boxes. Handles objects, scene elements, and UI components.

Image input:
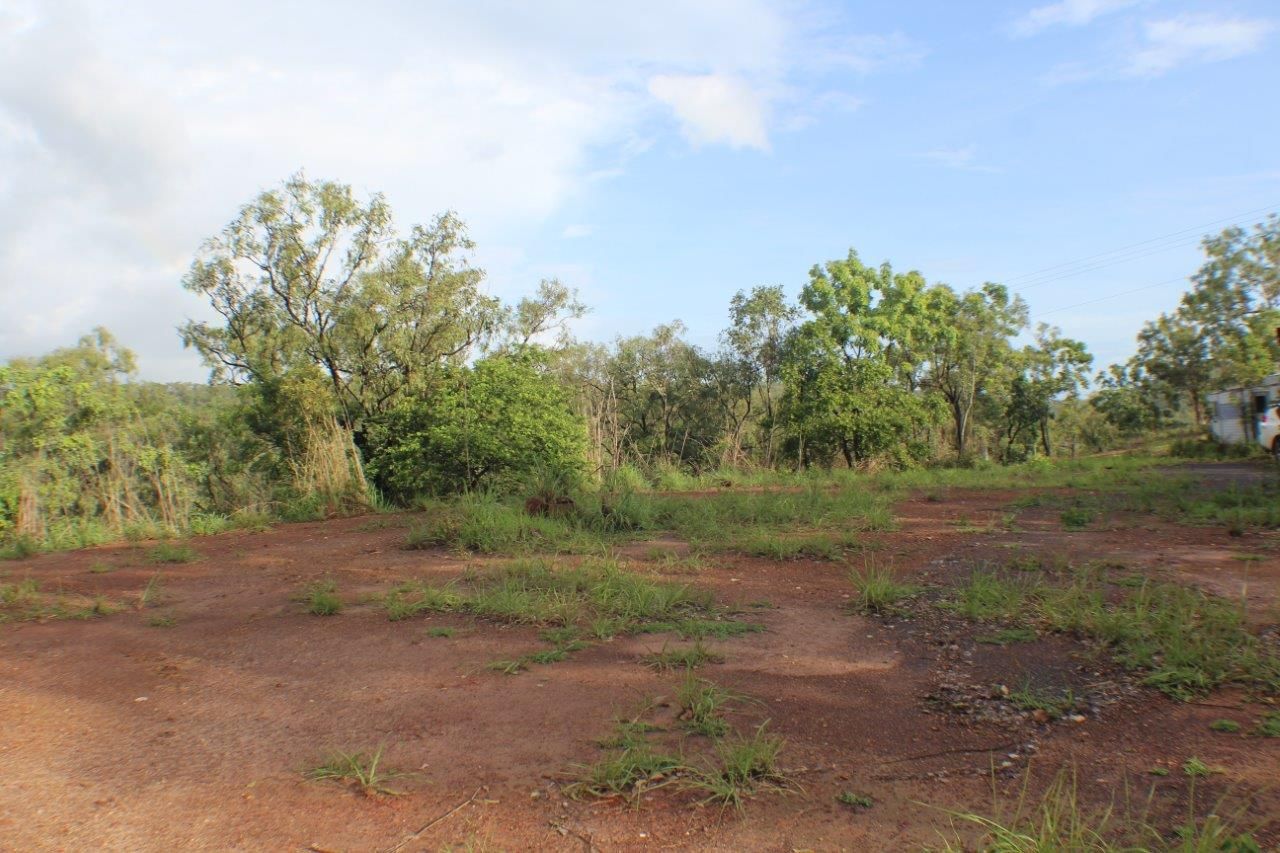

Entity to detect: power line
[1033,275,1186,320]
[1001,202,1278,292]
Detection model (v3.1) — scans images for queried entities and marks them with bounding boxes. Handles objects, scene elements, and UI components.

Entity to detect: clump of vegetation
[567,746,687,801]
[1253,713,1280,738]
[1007,682,1077,721]
[689,724,789,811]
[927,561,1280,701]
[643,641,723,671]
[306,745,408,796]
[1209,719,1240,733]
[676,674,738,737]
[148,542,198,564]
[848,563,918,615]
[304,579,343,616]
[935,768,1258,852]
[0,535,39,560]
[837,791,873,809]
[1059,506,1095,531]
[487,627,588,674]
[977,627,1037,645]
[944,570,1028,622]
[425,626,454,638]
[383,559,754,646]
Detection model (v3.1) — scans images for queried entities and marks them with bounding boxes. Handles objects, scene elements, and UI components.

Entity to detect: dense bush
[366,355,587,500]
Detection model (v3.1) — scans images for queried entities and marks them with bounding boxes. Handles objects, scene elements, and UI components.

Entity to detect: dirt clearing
[2,465,1279,851]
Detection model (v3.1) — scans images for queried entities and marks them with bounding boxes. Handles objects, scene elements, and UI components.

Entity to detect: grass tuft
[643,641,723,671]
[304,579,343,616]
[307,745,407,796]
[848,563,918,615]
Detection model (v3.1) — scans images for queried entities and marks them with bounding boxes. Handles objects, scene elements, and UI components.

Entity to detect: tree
[780,251,941,468]
[365,354,587,498]
[182,173,502,428]
[723,285,798,465]
[1023,324,1093,456]
[1135,311,1214,425]
[926,283,1027,457]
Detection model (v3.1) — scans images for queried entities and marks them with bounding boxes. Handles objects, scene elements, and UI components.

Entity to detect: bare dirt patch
[2,479,1278,851]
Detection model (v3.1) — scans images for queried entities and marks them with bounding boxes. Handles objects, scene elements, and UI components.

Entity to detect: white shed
[1208,373,1280,445]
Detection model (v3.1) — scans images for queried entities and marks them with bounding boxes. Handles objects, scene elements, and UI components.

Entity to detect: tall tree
[723,285,798,465]
[181,174,501,428]
[927,283,1027,457]
[780,251,941,468]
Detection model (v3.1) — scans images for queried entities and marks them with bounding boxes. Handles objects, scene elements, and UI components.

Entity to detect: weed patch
[307,746,408,796]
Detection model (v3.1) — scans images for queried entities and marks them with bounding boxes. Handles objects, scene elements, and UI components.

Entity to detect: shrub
[366,355,587,499]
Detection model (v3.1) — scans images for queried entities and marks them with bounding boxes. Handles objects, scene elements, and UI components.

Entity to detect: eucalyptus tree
[181,174,502,430]
[926,283,1027,457]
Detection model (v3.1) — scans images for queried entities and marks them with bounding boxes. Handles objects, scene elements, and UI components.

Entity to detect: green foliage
[148,542,198,564]
[307,745,407,795]
[676,673,737,737]
[382,558,743,642]
[935,768,1260,852]
[689,724,788,810]
[304,579,343,616]
[848,563,919,615]
[367,355,587,498]
[837,791,874,809]
[642,641,723,671]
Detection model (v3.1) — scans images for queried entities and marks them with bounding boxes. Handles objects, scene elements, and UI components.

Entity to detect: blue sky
[1,0,1277,379]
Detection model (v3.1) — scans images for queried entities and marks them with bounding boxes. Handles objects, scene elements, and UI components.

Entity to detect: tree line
[3,174,1277,548]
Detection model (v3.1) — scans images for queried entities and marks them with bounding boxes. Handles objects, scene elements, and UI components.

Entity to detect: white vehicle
[1207,373,1280,455]
[1259,401,1280,459]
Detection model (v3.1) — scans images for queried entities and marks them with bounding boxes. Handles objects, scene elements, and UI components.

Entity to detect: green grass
[148,613,177,628]
[0,535,39,560]
[598,718,663,751]
[1060,506,1096,531]
[1253,712,1280,737]
[837,791,873,809]
[688,723,788,811]
[148,542,198,564]
[848,563,919,615]
[304,579,343,616]
[935,768,1258,852]
[1209,719,1240,733]
[931,561,1280,701]
[88,561,114,574]
[404,485,896,558]
[383,559,752,644]
[1037,575,1280,700]
[977,627,1038,645]
[642,641,723,671]
[943,570,1028,622]
[675,673,738,737]
[1007,682,1077,720]
[567,745,687,800]
[425,626,455,638]
[306,745,408,795]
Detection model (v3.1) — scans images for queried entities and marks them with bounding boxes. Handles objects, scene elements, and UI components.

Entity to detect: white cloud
[561,224,594,239]
[1127,14,1274,77]
[918,146,1000,173]
[1011,0,1139,37]
[648,73,771,150]
[0,0,908,378]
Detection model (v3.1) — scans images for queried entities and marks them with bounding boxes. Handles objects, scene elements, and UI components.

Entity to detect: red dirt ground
[2,473,1279,851]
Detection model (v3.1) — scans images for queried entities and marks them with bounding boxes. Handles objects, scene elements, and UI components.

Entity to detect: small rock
[1069,714,1086,724]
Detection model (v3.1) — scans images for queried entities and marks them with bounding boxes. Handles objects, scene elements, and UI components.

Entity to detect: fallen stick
[383,786,484,853]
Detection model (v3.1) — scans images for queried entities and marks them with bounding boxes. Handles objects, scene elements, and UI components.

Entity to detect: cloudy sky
[1,0,1277,380]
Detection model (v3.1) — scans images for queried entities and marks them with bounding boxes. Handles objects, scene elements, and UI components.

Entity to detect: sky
[1,0,1277,381]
